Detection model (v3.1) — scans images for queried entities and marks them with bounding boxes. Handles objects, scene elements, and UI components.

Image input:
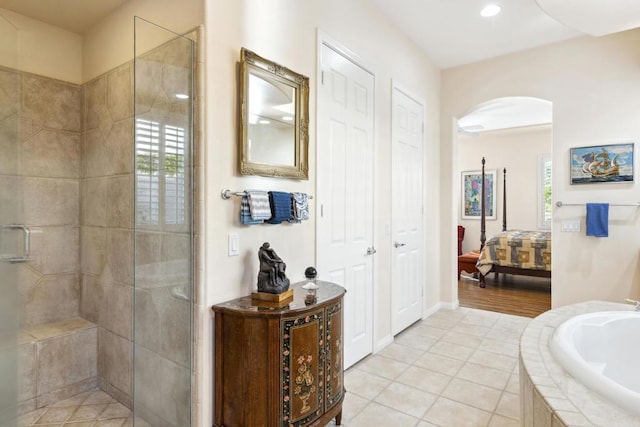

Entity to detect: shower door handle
[1,224,31,263]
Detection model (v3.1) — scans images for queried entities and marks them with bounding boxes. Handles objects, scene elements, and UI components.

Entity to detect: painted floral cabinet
[213,281,345,427]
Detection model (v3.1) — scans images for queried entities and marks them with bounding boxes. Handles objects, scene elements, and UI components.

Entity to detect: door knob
[394,241,406,248]
[366,247,377,255]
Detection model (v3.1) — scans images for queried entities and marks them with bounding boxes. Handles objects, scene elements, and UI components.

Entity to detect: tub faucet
[624,298,640,311]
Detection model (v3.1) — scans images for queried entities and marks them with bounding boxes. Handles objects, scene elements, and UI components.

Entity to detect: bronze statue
[257,242,290,294]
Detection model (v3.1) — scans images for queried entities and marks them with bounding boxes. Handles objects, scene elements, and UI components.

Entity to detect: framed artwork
[462,170,496,220]
[570,142,634,184]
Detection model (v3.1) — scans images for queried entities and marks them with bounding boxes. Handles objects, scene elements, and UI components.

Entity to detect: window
[538,154,552,229]
[136,118,187,226]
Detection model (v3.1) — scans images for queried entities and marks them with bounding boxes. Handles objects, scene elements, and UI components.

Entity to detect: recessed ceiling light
[259,119,271,125]
[480,4,501,17]
[175,93,189,99]
[282,116,293,121]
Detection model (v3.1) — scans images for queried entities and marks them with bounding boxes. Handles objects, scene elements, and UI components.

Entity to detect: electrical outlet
[561,220,581,232]
[228,233,240,256]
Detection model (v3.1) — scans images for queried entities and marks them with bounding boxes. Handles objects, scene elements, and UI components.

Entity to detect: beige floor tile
[356,354,410,380]
[406,324,447,340]
[441,378,502,412]
[83,390,114,406]
[478,338,519,358]
[467,350,517,373]
[488,413,520,427]
[374,382,437,419]
[452,323,491,338]
[344,369,391,400]
[421,316,460,330]
[50,392,92,408]
[348,402,419,427]
[35,406,76,424]
[441,330,483,348]
[494,392,519,420]
[17,408,47,426]
[68,404,108,422]
[377,343,424,364]
[64,422,97,427]
[97,403,130,420]
[413,351,464,376]
[396,366,452,395]
[428,341,475,361]
[94,418,127,426]
[394,331,437,352]
[505,373,519,394]
[456,362,510,390]
[341,391,369,422]
[484,328,522,342]
[423,397,492,427]
[416,421,439,427]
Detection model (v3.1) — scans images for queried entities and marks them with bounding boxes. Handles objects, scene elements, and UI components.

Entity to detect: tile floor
[331,307,530,427]
[17,389,132,427]
[19,307,528,427]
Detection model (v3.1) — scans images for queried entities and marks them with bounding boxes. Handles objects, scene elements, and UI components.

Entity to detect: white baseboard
[422,303,442,319]
[440,300,460,310]
[374,334,394,353]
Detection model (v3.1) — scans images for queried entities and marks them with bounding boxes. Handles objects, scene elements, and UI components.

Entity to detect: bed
[476,157,552,288]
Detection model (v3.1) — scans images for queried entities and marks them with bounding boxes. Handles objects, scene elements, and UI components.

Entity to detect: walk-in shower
[0,10,195,427]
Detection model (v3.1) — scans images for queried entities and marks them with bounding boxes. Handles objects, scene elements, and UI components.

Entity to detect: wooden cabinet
[213,281,345,427]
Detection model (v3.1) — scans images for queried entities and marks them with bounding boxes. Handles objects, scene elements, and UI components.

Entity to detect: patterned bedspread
[476,230,551,275]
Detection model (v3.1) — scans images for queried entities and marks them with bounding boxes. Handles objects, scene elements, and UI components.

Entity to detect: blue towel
[267,191,293,224]
[240,196,263,225]
[586,203,609,237]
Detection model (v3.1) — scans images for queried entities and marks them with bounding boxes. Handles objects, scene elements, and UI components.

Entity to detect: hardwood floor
[458,273,551,318]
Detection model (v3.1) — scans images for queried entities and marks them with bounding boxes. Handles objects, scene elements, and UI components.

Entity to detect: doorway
[455,97,552,317]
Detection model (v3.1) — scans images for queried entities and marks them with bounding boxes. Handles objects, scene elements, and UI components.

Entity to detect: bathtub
[549,310,640,417]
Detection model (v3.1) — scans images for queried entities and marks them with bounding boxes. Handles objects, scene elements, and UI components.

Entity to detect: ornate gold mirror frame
[239,48,309,179]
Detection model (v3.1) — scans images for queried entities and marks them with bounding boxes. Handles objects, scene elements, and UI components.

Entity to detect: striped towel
[240,196,263,225]
[267,191,293,224]
[291,192,309,221]
[246,190,271,221]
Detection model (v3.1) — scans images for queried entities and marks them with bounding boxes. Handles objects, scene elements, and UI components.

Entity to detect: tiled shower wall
[80,61,135,408]
[18,72,82,327]
[7,30,196,425]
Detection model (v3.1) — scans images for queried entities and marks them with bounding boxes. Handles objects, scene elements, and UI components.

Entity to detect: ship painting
[570,143,634,184]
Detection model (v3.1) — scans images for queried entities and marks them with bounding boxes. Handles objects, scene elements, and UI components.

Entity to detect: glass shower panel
[0,13,20,426]
[133,17,193,427]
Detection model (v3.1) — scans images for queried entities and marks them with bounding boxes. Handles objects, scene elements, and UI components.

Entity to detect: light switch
[228,233,240,256]
[561,220,580,232]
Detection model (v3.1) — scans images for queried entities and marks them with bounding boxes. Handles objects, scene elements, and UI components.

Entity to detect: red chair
[457,226,480,279]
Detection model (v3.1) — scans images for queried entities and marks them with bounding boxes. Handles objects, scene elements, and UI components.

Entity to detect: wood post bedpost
[502,167,507,232]
[480,157,487,288]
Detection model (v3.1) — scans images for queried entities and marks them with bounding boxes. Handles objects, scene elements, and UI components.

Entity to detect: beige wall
[442,29,640,308]
[458,127,552,254]
[202,0,441,424]
[0,8,82,84]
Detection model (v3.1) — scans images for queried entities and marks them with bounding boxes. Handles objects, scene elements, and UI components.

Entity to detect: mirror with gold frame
[239,48,309,179]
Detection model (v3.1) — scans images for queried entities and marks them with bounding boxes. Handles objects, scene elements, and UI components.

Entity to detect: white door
[391,83,424,335]
[317,42,375,368]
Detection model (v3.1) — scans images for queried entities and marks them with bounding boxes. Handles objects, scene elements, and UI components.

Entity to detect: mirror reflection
[239,48,309,179]
[248,73,296,166]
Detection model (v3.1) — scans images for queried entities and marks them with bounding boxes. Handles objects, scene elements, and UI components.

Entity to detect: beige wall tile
[107,175,133,229]
[22,74,81,132]
[153,286,190,367]
[105,284,133,341]
[30,227,79,275]
[98,328,132,400]
[37,327,97,395]
[23,178,79,227]
[81,226,106,276]
[18,342,37,402]
[81,179,107,227]
[0,68,20,121]
[22,274,80,326]
[107,230,133,285]
[0,114,19,175]
[84,76,106,132]
[83,128,108,178]
[22,130,81,179]
[106,64,133,123]
[80,274,100,324]
[133,288,160,353]
[105,119,133,175]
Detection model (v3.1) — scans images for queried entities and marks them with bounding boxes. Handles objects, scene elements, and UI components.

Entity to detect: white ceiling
[458,97,552,133]
[0,0,129,34]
